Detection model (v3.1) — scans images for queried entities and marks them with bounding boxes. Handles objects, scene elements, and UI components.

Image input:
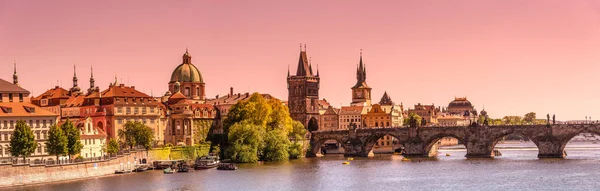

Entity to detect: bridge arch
[559,126,600,158]
[362,133,405,155]
[309,136,346,156]
[488,131,537,157]
[423,133,466,156]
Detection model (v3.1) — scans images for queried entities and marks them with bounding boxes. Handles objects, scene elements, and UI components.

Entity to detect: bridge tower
[287,44,320,131]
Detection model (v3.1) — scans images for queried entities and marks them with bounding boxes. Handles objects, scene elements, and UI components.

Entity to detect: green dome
[170,50,203,83]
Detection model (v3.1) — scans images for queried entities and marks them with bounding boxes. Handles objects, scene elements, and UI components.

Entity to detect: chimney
[131,86,135,90]
[216,95,219,99]
[230,87,233,96]
[237,93,240,98]
[119,84,124,87]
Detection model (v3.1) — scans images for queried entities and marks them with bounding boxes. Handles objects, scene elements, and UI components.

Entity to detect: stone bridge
[308,124,600,158]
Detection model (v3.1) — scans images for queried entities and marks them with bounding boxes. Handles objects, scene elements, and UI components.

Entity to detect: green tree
[523,112,536,124]
[262,129,290,161]
[106,139,120,154]
[61,119,83,159]
[224,93,272,132]
[193,120,212,144]
[403,113,422,126]
[288,121,307,159]
[225,121,265,163]
[9,120,37,161]
[46,125,68,161]
[119,121,154,150]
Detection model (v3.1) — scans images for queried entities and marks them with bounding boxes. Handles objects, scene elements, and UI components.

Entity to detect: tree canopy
[46,125,68,161]
[403,113,422,127]
[224,93,306,163]
[10,120,37,160]
[118,121,154,150]
[61,119,83,158]
[106,139,119,154]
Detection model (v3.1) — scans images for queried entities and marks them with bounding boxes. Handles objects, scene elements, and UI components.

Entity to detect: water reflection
[6,142,600,191]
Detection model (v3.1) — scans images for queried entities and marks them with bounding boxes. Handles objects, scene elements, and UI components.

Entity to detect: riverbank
[0,152,146,188]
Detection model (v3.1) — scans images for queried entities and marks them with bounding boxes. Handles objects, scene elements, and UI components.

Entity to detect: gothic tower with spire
[351,50,372,106]
[287,44,320,131]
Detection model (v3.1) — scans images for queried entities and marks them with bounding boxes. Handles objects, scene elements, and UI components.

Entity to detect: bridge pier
[343,143,372,157]
[402,142,431,158]
[465,141,494,158]
[537,140,565,158]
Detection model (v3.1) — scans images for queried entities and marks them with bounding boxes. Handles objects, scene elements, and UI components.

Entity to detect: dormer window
[18,94,23,102]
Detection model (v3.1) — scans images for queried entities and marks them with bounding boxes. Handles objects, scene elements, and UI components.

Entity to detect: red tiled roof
[33,86,70,100]
[64,95,85,107]
[0,102,58,117]
[101,84,150,98]
[0,78,29,94]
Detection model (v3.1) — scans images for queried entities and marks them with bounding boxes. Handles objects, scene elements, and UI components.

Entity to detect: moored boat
[217,163,238,170]
[115,169,132,174]
[195,155,220,170]
[133,165,149,172]
[163,167,175,174]
[177,162,192,173]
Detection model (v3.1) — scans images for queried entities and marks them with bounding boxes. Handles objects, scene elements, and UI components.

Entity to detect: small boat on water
[401,158,411,162]
[217,163,238,170]
[115,169,132,174]
[342,161,350,165]
[133,165,149,172]
[446,153,451,156]
[347,157,354,161]
[195,156,220,170]
[177,162,192,173]
[163,167,175,174]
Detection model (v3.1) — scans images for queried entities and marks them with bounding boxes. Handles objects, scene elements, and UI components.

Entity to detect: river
[5,141,600,191]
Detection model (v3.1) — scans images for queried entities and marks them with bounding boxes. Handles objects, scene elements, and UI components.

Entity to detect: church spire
[89,66,95,91]
[70,65,81,94]
[12,60,18,86]
[287,64,290,77]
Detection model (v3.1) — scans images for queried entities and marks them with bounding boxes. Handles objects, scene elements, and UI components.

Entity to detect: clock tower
[287,45,320,131]
[351,51,372,106]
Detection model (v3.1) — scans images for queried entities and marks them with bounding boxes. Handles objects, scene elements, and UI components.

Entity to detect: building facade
[76,117,107,158]
[338,106,368,130]
[0,73,59,160]
[287,47,320,131]
[319,106,339,131]
[408,103,440,125]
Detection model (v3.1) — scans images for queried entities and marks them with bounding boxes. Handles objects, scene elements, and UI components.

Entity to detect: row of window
[117,107,156,114]
[0,145,45,156]
[1,120,53,129]
[117,118,157,125]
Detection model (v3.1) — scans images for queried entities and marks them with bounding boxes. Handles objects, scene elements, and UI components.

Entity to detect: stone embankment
[0,151,149,188]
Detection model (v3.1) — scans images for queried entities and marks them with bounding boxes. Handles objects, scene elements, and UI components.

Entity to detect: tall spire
[352,49,370,89]
[89,66,95,91]
[70,65,81,94]
[73,65,78,87]
[308,57,313,76]
[12,60,18,86]
[316,62,319,76]
[287,64,290,77]
[295,44,311,76]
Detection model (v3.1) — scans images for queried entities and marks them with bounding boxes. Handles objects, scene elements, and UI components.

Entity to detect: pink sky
[2,0,600,120]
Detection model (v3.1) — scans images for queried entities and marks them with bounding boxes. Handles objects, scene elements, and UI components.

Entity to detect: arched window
[87,124,91,133]
[196,87,200,96]
[0,145,3,156]
[375,122,379,127]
